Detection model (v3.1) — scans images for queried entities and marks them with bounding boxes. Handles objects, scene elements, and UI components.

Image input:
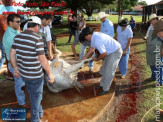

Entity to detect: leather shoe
[100,90,109,96]
[19,104,30,109]
[95,85,102,89]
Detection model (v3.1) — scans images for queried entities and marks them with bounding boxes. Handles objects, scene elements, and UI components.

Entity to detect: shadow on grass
[115,79,156,97]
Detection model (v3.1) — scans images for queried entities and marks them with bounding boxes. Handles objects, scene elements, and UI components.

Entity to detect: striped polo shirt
[12,30,45,80]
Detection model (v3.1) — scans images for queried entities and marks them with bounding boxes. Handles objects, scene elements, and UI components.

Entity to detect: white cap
[28,16,41,25]
[149,14,158,21]
[97,12,109,20]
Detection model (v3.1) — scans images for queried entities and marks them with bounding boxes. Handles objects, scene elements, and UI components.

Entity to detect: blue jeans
[150,66,163,85]
[118,49,130,76]
[0,42,5,70]
[22,77,44,122]
[8,63,25,105]
[80,44,94,69]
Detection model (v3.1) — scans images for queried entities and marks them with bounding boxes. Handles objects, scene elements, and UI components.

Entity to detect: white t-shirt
[116,25,133,50]
[91,32,121,55]
[23,22,52,42]
[146,24,154,38]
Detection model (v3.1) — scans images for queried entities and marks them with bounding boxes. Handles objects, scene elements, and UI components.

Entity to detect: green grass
[56,36,81,53]
[134,39,163,122]
[62,14,142,24]
[51,27,69,35]
[0,75,5,79]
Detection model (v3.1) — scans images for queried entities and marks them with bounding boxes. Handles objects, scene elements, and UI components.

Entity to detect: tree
[121,0,138,10]
[117,0,138,17]
[80,0,102,17]
[138,1,147,6]
[80,0,115,18]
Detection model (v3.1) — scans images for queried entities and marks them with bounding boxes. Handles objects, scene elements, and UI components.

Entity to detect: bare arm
[10,49,19,78]
[46,41,53,60]
[38,55,54,83]
[82,47,95,60]
[79,20,86,31]
[123,38,132,55]
[93,52,107,61]
[114,33,117,40]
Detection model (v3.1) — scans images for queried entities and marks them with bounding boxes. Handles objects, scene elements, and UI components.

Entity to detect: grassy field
[56,37,81,53]
[53,14,142,36]
[62,14,142,24]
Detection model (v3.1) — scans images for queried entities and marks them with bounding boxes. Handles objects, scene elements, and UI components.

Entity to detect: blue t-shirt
[100,19,114,37]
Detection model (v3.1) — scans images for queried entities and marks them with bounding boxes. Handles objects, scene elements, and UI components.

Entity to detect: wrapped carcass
[45,49,92,93]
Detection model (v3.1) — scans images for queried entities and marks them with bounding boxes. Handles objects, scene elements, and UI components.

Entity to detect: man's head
[98,12,107,22]
[27,16,41,33]
[72,15,77,21]
[119,18,129,29]
[7,14,21,30]
[39,14,52,26]
[79,26,95,43]
[153,19,163,38]
[149,14,158,25]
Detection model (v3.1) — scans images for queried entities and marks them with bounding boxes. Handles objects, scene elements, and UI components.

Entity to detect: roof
[132,5,143,11]
[142,1,163,8]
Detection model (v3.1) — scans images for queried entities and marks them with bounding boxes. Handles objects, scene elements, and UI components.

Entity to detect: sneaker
[66,42,70,44]
[121,75,125,79]
[100,90,109,96]
[40,118,48,122]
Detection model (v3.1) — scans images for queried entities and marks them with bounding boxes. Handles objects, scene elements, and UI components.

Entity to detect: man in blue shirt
[115,18,133,79]
[3,14,27,108]
[79,27,122,95]
[98,12,114,37]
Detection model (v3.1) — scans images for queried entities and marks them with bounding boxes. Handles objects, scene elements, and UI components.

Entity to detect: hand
[75,55,79,60]
[122,51,126,56]
[92,57,98,61]
[48,74,54,84]
[48,54,53,60]
[14,70,19,78]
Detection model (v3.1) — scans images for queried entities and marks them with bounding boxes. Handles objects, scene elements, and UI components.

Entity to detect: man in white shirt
[115,18,133,79]
[80,27,122,95]
[23,15,53,60]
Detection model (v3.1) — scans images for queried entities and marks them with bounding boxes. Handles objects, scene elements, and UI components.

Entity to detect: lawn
[56,37,81,53]
[62,14,142,24]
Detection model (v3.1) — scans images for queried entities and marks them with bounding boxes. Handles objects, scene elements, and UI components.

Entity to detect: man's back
[12,30,45,80]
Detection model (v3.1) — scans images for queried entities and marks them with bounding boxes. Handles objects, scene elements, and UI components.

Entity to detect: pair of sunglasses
[13,21,21,23]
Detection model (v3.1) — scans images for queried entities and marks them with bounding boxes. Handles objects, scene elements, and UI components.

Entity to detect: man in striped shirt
[10,16,54,122]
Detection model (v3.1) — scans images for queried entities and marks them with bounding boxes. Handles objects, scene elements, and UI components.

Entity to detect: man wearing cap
[145,14,159,40]
[10,16,54,122]
[115,18,133,79]
[3,14,27,108]
[80,26,122,95]
[98,12,114,37]
[146,18,163,83]
[23,15,53,60]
